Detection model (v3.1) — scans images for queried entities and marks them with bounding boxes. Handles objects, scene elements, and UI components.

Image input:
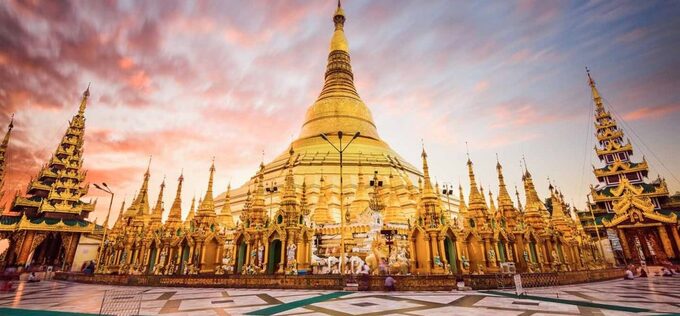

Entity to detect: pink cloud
[623,103,680,121]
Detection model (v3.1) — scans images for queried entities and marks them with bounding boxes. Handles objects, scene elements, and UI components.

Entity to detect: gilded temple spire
[420,147,435,198]
[11,85,96,219]
[299,0,379,139]
[127,157,152,218]
[197,159,217,216]
[496,157,514,209]
[312,176,334,225]
[0,115,13,209]
[217,183,234,228]
[167,171,184,222]
[151,177,165,222]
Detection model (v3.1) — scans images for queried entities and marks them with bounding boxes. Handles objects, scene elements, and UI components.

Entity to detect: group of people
[624,264,679,279]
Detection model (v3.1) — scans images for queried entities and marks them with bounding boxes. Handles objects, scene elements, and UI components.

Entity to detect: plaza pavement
[0,276,678,315]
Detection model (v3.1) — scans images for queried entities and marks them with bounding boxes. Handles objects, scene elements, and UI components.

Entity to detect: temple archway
[235,237,246,274]
[444,236,457,274]
[178,240,190,273]
[30,233,64,268]
[267,239,282,274]
[147,241,159,273]
[202,237,220,272]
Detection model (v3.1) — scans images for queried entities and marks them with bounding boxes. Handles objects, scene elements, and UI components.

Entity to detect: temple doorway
[626,227,665,265]
[236,239,246,273]
[147,242,158,273]
[202,238,219,272]
[179,241,190,273]
[267,239,282,274]
[31,234,64,267]
[444,236,457,274]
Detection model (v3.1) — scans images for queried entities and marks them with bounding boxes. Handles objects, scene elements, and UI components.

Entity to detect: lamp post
[266,182,278,223]
[320,131,360,275]
[586,194,606,263]
[93,183,114,273]
[442,183,454,223]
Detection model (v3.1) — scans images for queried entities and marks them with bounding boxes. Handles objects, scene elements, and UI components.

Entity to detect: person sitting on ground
[384,275,396,291]
[27,272,40,283]
[639,268,648,278]
[624,267,635,280]
[661,267,673,277]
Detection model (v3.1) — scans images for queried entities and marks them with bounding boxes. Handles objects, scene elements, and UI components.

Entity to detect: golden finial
[145,155,152,175]
[78,83,91,115]
[586,66,595,87]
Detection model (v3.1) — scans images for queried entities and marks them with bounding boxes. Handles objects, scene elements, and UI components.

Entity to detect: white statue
[286,243,297,262]
[257,244,264,266]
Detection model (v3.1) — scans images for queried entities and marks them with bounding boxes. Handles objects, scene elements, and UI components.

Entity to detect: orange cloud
[118,57,134,70]
[623,103,680,121]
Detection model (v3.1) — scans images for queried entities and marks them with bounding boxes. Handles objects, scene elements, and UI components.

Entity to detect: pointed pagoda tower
[583,69,679,264]
[0,116,13,213]
[409,147,455,274]
[216,183,234,229]
[4,86,98,269]
[165,172,185,232]
[216,0,426,219]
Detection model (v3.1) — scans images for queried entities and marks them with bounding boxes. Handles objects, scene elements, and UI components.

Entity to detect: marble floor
[0,276,678,315]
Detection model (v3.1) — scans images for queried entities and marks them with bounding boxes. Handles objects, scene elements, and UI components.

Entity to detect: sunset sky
[1,0,679,223]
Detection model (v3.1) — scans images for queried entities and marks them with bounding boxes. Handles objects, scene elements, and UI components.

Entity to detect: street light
[93,183,114,273]
[266,182,278,223]
[442,183,454,223]
[320,131,360,275]
[586,194,607,264]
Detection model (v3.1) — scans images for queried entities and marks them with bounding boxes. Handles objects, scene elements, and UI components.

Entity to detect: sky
[1,0,679,224]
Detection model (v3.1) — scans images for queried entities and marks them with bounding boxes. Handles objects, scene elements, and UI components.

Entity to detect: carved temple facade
[0,88,101,271]
[578,70,680,265]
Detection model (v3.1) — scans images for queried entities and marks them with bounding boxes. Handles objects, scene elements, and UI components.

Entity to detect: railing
[56,268,623,291]
[99,289,143,316]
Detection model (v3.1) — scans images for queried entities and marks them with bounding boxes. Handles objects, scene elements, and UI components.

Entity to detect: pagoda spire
[0,115,14,209]
[466,156,487,217]
[312,176,334,225]
[515,185,523,212]
[150,177,165,222]
[420,146,435,198]
[496,157,513,208]
[298,0,379,139]
[78,83,90,116]
[217,183,234,228]
[167,171,184,222]
[11,85,96,219]
[197,159,216,216]
[185,196,196,223]
[127,157,152,218]
[112,199,127,231]
[586,68,605,113]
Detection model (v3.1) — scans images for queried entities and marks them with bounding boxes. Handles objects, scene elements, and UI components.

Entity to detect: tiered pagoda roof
[580,70,678,232]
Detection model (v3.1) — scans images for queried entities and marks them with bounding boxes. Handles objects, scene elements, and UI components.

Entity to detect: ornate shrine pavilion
[577,71,680,265]
[0,87,101,271]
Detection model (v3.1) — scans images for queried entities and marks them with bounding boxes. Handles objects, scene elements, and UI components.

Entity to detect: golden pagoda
[0,86,99,271]
[579,69,680,265]
[95,2,599,277]
[216,0,426,221]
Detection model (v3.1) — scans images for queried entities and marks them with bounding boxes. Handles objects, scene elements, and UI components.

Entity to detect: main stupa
[217,2,423,220]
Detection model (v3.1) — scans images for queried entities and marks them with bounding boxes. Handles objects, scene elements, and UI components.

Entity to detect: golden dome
[218,2,422,218]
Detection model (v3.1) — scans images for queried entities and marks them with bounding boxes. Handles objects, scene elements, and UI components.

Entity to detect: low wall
[55,269,623,291]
